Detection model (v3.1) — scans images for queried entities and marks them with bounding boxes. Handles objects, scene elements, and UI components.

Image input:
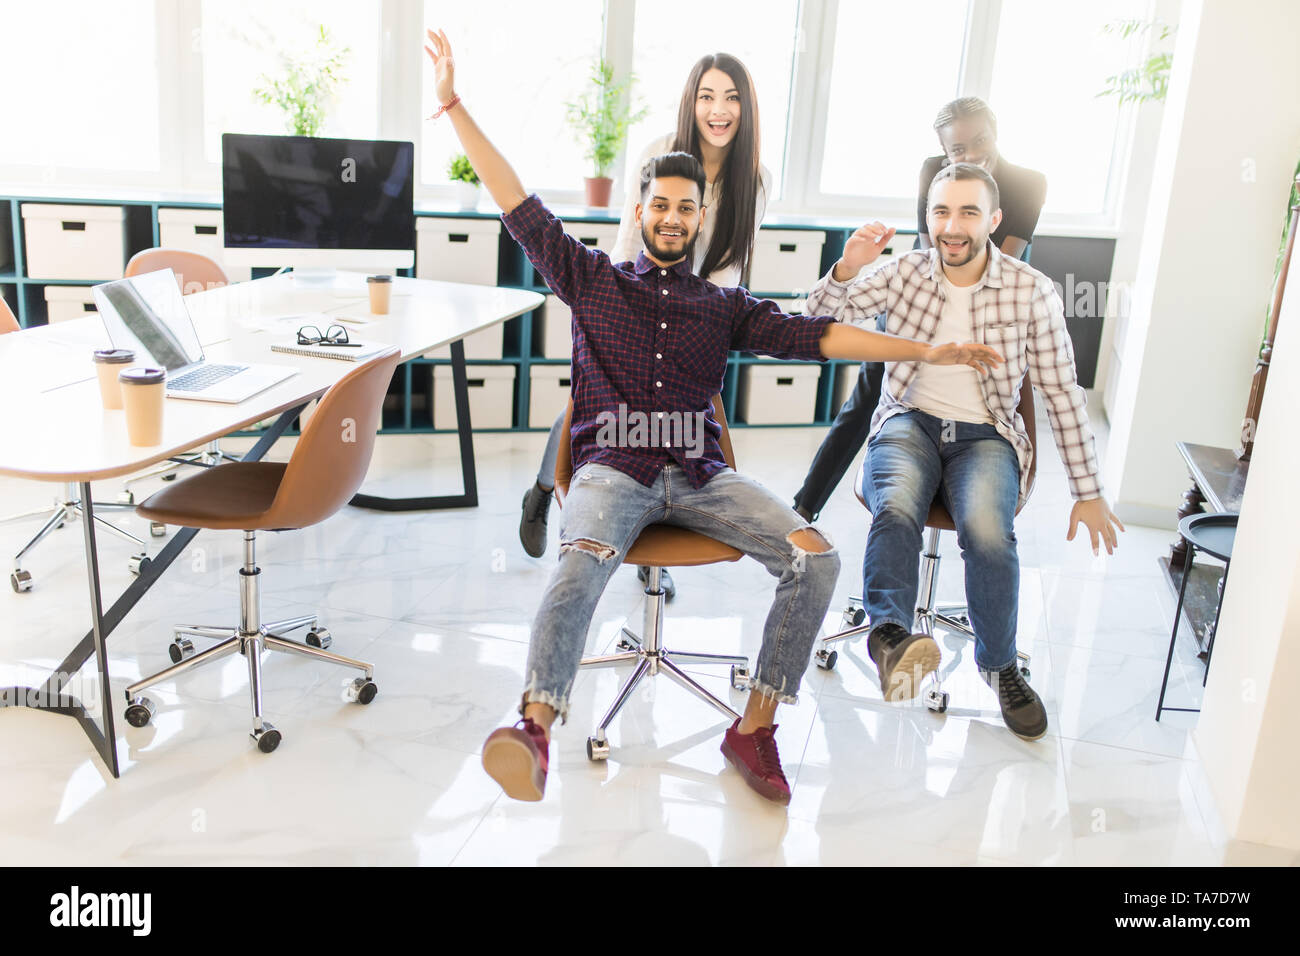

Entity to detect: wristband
[426,94,461,120]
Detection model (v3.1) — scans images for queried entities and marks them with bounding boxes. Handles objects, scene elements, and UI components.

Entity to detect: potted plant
[252,24,351,136]
[446,152,482,210]
[565,59,647,207]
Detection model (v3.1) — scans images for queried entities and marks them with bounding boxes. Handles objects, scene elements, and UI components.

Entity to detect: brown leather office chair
[556,396,753,761]
[120,249,241,497]
[123,348,402,753]
[817,381,1038,713]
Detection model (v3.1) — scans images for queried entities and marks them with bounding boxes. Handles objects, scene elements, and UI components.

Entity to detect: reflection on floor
[2,396,1292,866]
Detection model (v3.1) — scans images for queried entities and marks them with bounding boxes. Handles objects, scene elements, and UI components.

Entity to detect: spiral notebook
[270,340,391,362]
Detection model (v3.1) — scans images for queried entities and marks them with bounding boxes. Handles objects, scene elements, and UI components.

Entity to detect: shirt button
[656,353,662,359]
[660,322,667,329]
[658,412,664,418]
[661,289,668,296]
[660,269,666,276]
[656,381,662,388]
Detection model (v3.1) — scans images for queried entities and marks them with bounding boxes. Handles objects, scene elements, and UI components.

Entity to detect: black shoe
[794,503,814,522]
[981,663,1048,740]
[636,565,676,601]
[519,482,553,558]
[867,623,941,701]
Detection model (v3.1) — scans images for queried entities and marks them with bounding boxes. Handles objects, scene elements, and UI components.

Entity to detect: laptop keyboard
[168,363,248,392]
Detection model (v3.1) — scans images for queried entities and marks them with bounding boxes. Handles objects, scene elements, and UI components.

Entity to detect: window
[818,1,968,203]
[627,0,801,200]
[200,0,382,163]
[420,1,603,191]
[987,0,1144,217]
[0,1,160,172]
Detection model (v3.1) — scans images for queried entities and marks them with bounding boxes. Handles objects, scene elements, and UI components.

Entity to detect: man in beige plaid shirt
[803,162,1124,740]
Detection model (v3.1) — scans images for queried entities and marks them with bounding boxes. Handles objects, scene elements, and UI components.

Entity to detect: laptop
[93,269,298,403]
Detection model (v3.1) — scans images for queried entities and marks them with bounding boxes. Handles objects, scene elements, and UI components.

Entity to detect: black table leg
[1156,542,1199,720]
[349,340,479,511]
[1,404,304,778]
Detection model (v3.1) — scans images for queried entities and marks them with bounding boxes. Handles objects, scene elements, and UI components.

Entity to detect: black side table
[1157,512,1238,720]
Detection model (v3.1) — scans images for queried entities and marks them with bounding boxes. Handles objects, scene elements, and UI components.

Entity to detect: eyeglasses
[297,324,352,346]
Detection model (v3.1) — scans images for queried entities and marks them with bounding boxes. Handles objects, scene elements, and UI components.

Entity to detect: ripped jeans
[524,462,840,722]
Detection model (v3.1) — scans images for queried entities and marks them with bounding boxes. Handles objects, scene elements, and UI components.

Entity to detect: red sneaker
[720,719,791,805]
[482,718,549,802]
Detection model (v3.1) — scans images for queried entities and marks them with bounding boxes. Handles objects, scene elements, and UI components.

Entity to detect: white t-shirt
[900,272,995,424]
[610,132,770,289]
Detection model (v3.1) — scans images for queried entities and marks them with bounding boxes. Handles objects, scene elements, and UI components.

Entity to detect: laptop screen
[94,269,205,372]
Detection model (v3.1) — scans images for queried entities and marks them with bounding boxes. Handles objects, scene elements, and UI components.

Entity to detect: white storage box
[563,221,619,255]
[424,322,505,360]
[749,229,825,295]
[529,365,571,428]
[22,204,126,280]
[158,208,251,282]
[766,296,807,317]
[416,217,500,286]
[737,363,821,425]
[433,364,515,430]
[43,285,99,324]
[539,295,572,359]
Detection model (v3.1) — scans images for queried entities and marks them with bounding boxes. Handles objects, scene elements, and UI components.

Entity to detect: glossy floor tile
[0,398,1280,865]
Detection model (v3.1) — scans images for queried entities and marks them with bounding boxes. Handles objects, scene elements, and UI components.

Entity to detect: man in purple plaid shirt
[803,162,1126,741]
[425,30,1002,805]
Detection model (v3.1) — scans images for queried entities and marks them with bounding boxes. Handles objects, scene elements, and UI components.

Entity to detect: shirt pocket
[982,321,1025,372]
[675,314,732,387]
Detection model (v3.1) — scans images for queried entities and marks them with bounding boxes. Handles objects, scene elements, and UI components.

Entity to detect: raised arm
[425,29,528,214]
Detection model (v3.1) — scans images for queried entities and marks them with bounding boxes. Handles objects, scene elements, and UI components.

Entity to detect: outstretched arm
[819,323,1003,375]
[424,29,528,214]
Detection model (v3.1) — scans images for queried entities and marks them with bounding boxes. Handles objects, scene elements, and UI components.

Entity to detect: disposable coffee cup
[92,349,135,409]
[119,367,166,446]
[367,274,393,315]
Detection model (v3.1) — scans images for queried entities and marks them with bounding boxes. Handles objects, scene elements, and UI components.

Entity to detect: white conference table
[0,274,543,777]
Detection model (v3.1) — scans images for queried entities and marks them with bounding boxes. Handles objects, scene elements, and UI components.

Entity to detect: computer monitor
[221,133,415,274]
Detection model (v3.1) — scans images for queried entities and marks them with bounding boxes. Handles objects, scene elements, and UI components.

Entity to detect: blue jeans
[525,463,841,720]
[858,410,1020,671]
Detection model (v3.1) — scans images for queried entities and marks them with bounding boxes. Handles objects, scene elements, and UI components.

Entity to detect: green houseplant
[252,24,351,137]
[565,59,648,206]
[447,152,482,210]
[1096,19,1175,106]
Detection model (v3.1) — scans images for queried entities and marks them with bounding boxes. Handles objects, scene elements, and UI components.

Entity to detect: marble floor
[1,394,1293,866]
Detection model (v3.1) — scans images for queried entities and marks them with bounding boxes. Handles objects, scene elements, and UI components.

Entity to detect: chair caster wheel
[842,604,865,628]
[168,637,196,663]
[252,723,281,753]
[616,638,636,652]
[125,696,156,728]
[128,553,151,576]
[816,649,838,671]
[150,522,167,538]
[117,491,135,506]
[730,665,750,691]
[306,627,332,649]
[1019,666,1031,680]
[11,570,32,593]
[347,677,378,704]
[586,737,609,761]
[925,688,950,713]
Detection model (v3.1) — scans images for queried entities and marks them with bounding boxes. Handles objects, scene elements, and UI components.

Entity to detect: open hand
[922,341,1004,376]
[837,222,897,279]
[424,28,456,105]
[1067,497,1126,556]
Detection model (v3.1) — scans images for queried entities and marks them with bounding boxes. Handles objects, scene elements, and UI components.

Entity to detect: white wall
[1194,227,1300,849]
[1103,0,1300,528]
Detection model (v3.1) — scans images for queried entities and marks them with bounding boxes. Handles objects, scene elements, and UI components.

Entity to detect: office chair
[1,297,148,592]
[122,348,402,753]
[816,381,1037,713]
[118,249,241,500]
[555,396,753,761]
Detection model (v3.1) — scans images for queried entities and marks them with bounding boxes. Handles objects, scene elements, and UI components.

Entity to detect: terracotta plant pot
[584,176,613,207]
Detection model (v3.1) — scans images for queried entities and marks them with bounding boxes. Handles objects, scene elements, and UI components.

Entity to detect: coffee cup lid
[366,274,393,283]
[119,366,166,385]
[93,348,135,364]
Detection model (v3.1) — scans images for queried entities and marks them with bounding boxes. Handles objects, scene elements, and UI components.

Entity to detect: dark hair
[671,53,763,283]
[928,161,1000,211]
[933,96,998,138]
[639,151,707,205]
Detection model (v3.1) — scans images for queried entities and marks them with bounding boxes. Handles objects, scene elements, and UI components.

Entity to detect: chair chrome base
[578,565,748,761]
[122,530,377,752]
[4,482,146,592]
[815,526,1030,711]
